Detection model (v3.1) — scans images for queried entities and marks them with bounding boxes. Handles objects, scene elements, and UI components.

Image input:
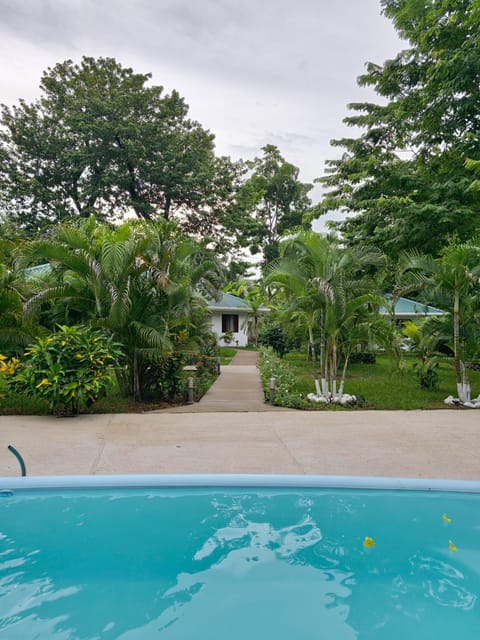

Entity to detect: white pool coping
[1,474,480,493]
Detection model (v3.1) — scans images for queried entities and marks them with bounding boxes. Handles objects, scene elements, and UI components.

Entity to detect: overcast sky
[0,0,404,228]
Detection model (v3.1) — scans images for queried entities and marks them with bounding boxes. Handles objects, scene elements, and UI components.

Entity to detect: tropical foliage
[0,262,38,355]
[224,279,267,347]
[6,325,122,415]
[2,7,480,414]
[258,347,308,409]
[399,240,480,403]
[265,230,389,401]
[16,217,224,401]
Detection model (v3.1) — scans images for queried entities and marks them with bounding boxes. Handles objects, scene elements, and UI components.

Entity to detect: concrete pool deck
[1,351,479,480]
[0,410,479,479]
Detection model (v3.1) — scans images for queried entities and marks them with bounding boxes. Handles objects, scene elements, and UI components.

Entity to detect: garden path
[163,349,289,413]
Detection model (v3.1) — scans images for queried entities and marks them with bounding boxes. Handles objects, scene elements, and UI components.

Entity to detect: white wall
[210,312,249,347]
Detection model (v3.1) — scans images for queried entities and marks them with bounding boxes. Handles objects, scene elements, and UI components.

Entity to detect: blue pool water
[0,478,479,639]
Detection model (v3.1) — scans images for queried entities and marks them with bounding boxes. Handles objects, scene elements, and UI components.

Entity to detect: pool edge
[1,474,480,493]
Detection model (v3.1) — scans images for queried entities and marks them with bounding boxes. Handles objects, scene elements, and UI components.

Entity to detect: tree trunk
[323,341,330,397]
[133,351,141,401]
[331,340,337,398]
[164,194,172,220]
[453,289,461,386]
[308,326,321,396]
[319,313,328,396]
[338,353,350,397]
[453,289,470,402]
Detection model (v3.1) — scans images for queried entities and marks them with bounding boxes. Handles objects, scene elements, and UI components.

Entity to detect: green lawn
[218,346,237,365]
[283,352,480,410]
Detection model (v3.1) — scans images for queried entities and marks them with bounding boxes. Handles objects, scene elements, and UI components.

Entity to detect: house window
[222,314,239,332]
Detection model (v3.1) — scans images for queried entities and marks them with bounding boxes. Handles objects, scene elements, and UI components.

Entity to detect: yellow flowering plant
[8,325,122,416]
[0,354,20,400]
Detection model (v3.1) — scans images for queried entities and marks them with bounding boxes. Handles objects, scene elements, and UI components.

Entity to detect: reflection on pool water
[0,480,479,639]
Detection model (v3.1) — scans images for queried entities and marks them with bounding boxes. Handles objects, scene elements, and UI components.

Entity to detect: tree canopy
[320,0,480,259]
[235,145,313,268]
[0,57,237,237]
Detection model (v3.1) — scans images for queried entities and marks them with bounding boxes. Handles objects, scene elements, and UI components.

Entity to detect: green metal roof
[379,294,445,318]
[24,263,51,278]
[207,293,253,311]
[207,293,269,312]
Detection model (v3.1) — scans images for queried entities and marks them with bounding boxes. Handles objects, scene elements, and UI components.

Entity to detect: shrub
[141,353,187,401]
[258,347,307,409]
[412,357,439,391]
[221,331,234,344]
[7,325,122,416]
[259,324,290,357]
[349,352,376,365]
[0,354,20,401]
[190,354,219,400]
[0,354,20,376]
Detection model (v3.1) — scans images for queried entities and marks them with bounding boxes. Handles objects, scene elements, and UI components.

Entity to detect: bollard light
[269,377,276,404]
[187,376,194,404]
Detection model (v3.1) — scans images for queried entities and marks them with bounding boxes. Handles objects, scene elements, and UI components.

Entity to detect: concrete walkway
[1,410,479,480]
[164,350,287,413]
[1,350,479,480]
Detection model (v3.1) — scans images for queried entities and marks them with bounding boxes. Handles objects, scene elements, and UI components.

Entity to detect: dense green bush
[140,353,187,401]
[258,324,290,357]
[349,352,376,365]
[7,325,122,415]
[412,357,440,391]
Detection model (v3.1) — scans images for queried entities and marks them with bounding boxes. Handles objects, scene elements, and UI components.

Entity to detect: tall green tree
[235,145,313,268]
[0,57,238,237]
[319,0,480,259]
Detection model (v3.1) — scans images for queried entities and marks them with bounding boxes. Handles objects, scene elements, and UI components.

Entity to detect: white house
[207,292,445,348]
[207,293,268,347]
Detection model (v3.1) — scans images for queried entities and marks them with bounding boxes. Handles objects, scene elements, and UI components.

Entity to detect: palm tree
[17,217,223,399]
[0,263,38,354]
[266,230,385,400]
[399,240,480,403]
[224,279,267,347]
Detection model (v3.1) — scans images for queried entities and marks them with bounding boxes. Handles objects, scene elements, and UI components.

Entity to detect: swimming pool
[0,475,479,639]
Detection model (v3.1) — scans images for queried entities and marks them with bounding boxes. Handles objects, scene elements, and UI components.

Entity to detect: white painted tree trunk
[331,379,337,398]
[457,382,471,403]
[321,378,328,397]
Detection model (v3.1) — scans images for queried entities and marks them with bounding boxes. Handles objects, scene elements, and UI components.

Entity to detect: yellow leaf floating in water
[363,536,375,548]
[449,539,457,553]
[442,513,452,524]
